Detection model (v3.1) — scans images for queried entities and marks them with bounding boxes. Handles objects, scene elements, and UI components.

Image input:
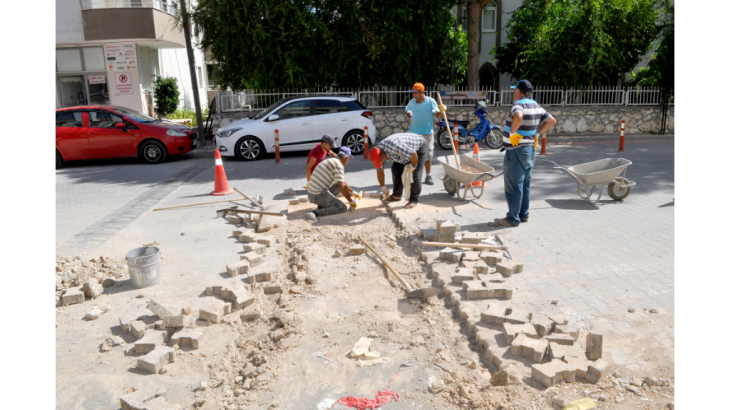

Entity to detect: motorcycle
[436,101,503,150]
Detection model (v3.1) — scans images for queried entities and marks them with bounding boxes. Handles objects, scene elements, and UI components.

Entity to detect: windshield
[113,107,158,123]
[253,99,288,120]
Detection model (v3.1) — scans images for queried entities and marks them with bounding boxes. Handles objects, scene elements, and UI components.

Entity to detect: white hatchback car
[215,95,376,161]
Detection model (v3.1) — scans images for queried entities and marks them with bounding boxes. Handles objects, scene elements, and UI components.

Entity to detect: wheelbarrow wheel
[608,177,631,200]
[443,177,458,196]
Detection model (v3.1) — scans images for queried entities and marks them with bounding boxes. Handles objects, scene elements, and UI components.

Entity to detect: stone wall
[210,105,673,140]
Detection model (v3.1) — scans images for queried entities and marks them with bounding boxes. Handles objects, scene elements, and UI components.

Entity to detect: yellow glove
[304,184,308,190]
[349,202,358,211]
[509,134,522,147]
[380,186,390,198]
[355,192,362,201]
[534,135,539,150]
[439,104,447,112]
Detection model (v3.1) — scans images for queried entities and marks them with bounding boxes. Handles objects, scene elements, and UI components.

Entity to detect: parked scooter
[436,101,503,150]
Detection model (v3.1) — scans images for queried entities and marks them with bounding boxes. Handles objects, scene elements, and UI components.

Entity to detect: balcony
[81,0,185,47]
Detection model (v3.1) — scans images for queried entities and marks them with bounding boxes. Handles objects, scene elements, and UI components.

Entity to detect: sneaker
[424,175,434,185]
[494,218,515,227]
[305,212,317,222]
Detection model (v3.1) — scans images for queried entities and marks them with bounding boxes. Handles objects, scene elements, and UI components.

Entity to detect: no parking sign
[115,72,133,95]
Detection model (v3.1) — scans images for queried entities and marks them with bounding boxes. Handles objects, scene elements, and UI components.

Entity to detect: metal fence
[215,86,673,112]
[85,0,179,16]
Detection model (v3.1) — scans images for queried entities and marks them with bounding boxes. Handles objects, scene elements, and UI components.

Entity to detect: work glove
[509,134,522,147]
[354,192,362,201]
[304,183,308,190]
[380,185,390,198]
[349,202,358,211]
[439,104,447,112]
[534,135,539,150]
[405,163,415,176]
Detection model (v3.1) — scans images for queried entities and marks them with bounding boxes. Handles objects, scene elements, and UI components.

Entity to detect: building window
[482,1,497,32]
[83,47,105,71]
[57,49,82,72]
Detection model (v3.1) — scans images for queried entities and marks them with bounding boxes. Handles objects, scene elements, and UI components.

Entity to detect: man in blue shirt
[406,83,445,185]
[495,80,557,227]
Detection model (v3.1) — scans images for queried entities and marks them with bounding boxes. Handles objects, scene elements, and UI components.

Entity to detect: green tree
[627,0,673,93]
[192,0,467,89]
[491,0,662,87]
[153,76,180,117]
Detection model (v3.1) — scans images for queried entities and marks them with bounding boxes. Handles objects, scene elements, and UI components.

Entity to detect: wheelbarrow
[546,158,636,203]
[438,154,503,200]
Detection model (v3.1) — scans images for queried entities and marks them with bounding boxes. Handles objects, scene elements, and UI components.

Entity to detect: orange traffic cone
[471,144,483,187]
[211,149,235,196]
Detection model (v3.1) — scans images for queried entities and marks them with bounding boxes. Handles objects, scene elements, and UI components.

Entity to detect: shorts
[420,133,434,161]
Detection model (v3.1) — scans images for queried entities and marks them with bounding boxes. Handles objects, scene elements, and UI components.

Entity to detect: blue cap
[337,146,352,159]
[510,79,533,93]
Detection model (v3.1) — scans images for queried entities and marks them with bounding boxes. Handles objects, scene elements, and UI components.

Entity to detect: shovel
[358,236,439,299]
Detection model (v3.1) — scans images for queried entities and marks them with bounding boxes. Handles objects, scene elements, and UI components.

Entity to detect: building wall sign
[88,75,106,84]
[115,72,133,95]
[105,43,138,71]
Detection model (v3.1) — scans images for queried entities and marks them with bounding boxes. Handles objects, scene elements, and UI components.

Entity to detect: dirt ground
[55,197,673,409]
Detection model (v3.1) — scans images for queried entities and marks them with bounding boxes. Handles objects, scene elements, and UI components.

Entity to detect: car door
[56,111,90,159]
[264,100,313,151]
[311,99,354,143]
[87,109,136,158]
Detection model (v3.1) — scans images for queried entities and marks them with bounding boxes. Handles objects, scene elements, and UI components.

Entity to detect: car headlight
[217,128,241,138]
[166,129,188,137]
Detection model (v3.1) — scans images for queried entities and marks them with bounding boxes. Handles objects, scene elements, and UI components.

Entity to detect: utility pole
[178,0,206,145]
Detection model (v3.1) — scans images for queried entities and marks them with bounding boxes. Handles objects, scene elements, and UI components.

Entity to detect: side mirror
[267,114,280,121]
[115,122,128,132]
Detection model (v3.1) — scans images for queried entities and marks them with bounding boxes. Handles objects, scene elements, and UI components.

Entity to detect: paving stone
[531,314,556,337]
[504,307,532,324]
[256,215,272,233]
[199,301,226,323]
[221,285,255,309]
[438,221,459,234]
[263,282,283,294]
[62,287,85,305]
[586,333,603,359]
[547,334,575,346]
[453,269,476,284]
[226,259,251,277]
[480,250,503,265]
[228,215,242,224]
[162,315,194,328]
[120,385,168,410]
[248,269,273,283]
[439,248,463,263]
[474,259,490,274]
[240,233,259,243]
[256,236,274,247]
[130,320,147,339]
[137,346,175,374]
[461,232,488,244]
[243,242,267,255]
[438,232,456,242]
[461,251,481,262]
[283,188,296,195]
[459,260,478,270]
[243,221,258,230]
[138,396,183,410]
[503,322,539,344]
[169,328,204,349]
[463,280,490,299]
[554,323,581,341]
[146,300,174,318]
[480,304,509,325]
[288,198,300,205]
[586,359,610,383]
[510,334,548,362]
[349,244,366,255]
[531,359,576,388]
[205,284,224,296]
[420,250,441,267]
[496,259,524,276]
[119,315,136,334]
[240,251,263,267]
[233,227,253,237]
[134,330,167,354]
[549,342,585,361]
[420,229,437,241]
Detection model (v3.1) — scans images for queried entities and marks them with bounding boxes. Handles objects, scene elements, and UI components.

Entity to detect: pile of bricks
[226,224,283,296]
[118,299,203,374]
[418,223,610,388]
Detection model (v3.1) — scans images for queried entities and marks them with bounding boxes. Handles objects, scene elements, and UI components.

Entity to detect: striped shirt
[377,133,424,167]
[308,158,345,195]
[502,98,551,150]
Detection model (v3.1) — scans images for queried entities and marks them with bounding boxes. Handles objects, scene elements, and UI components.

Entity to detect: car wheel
[139,140,168,164]
[343,130,366,155]
[56,150,63,169]
[234,136,265,161]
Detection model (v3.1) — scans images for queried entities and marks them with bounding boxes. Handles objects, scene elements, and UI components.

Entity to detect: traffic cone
[471,144,482,187]
[211,149,235,196]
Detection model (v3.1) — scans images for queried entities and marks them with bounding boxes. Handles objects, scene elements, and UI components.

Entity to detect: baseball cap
[410,83,425,92]
[321,134,337,147]
[368,147,382,168]
[337,146,352,159]
[510,80,533,93]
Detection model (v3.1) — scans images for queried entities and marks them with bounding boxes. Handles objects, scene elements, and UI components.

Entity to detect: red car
[56,105,198,168]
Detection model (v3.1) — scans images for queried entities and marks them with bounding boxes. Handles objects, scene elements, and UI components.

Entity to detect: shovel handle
[234,187,263,208]
[358,236,413,292]
[435,92,461,170]
[421,241,506,251]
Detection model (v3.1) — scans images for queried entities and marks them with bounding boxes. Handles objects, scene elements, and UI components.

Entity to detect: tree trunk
[466,0,482,88]
[179,0,206,145]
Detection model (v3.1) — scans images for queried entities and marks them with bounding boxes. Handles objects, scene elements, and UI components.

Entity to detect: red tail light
[361,111,372,119]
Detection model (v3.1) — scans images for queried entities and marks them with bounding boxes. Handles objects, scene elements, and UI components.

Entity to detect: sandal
[386,196,401,202]
[404,201,418,209]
